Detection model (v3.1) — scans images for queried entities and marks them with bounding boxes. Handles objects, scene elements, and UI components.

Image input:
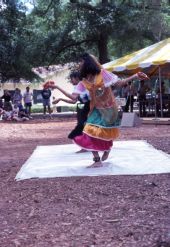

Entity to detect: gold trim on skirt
[83,124,120,141]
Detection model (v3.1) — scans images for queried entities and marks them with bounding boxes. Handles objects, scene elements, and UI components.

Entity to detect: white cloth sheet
[15,141,170,180]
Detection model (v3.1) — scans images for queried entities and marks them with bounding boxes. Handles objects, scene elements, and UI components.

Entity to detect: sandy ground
[0,117,170,247]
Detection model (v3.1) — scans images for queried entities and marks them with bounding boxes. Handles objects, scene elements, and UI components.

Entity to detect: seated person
[0,107,13,121]
[18,107,30,121]
[1,90,12,111]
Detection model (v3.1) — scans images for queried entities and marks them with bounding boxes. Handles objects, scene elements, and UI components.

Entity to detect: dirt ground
[0,117,170,247]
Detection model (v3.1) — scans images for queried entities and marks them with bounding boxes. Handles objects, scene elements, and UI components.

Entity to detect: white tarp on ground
[15,141,170,181]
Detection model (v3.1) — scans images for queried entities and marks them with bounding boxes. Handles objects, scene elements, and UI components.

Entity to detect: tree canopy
[0,0,170,82]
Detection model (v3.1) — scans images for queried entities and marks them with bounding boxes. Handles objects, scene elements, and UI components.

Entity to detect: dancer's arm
[50,84,79,101]
[53,98,77,104]
[116,74,137,87]
[115,72,148,88]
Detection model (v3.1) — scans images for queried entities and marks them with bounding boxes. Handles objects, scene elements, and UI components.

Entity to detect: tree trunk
[97,0,109,64]
[97,32,109,64]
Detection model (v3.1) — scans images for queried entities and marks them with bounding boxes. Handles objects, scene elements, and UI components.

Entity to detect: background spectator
[138,80,150,117]
[13,88,23,110]
[1,90,12,111]
[156,81,166,95]
[23,86,33,117]
[124,81,136,113]
[41,86,52,118]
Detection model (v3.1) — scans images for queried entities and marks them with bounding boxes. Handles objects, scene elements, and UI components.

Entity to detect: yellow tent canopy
[103,38,170,77]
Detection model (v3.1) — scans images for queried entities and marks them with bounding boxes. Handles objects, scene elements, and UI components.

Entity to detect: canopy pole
[158,66,163,118]
[154,79,157,119]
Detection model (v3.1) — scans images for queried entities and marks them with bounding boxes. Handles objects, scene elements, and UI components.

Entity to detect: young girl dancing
[47,53,148,167]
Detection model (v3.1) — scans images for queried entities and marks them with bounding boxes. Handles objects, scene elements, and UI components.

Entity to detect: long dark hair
[80,53,101,78]
[70,71,81,80]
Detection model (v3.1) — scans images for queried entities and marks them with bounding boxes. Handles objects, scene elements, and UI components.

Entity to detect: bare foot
[101,151,110,161]
[76,149,88,153]
[87,161,103,168]
[87,154,102,168]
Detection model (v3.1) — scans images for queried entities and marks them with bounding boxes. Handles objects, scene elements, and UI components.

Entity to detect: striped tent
[103,38,170,77]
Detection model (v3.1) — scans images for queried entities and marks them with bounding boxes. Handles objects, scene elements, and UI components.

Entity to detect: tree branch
[35,0,55,17]
[43,0,54,15]
[49,38,96,65]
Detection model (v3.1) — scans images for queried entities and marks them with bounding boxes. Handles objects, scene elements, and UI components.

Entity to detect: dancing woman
[48,53,147,167]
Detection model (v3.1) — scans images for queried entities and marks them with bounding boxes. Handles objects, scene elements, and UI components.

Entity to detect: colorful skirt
[74,106,120,152]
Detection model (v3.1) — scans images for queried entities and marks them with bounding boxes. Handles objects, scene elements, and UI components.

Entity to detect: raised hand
[43,80,55,89]
[137,72,149,80]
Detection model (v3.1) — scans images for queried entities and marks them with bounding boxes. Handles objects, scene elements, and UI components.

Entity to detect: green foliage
[31,105,76,113]
[0,0,38,82]
[31,106,44,113]
[27,0,170,63]
[0,0,170,82]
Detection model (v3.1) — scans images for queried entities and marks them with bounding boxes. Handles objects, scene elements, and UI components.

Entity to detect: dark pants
[25,102,32,115]
[68,101,90,139]
[4,102,12,111]
[139,95,146,117]
[124,96,134,112]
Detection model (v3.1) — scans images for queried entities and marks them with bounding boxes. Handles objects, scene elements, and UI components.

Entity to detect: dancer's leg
[88,151,102,168]
[43,105,46,115]
[92,151,100,160]
[101,150,110,161]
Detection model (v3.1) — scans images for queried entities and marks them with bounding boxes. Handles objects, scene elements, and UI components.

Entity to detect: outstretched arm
[115,72,149,88]
[51,84,79,101]
[116,74,137,87]
[53,98,77,104]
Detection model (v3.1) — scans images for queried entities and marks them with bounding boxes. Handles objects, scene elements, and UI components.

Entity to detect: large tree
[0,0,37,82]
[27,0,170,64]
[0,0,170,81]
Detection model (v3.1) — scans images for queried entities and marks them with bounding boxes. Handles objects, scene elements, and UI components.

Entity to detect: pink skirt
[74,133,113,152]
